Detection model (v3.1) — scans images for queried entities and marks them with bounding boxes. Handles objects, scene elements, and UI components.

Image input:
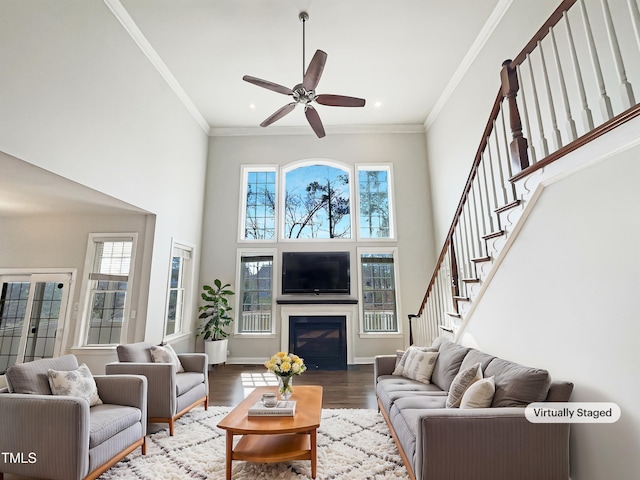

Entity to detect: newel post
[501,59,530,173]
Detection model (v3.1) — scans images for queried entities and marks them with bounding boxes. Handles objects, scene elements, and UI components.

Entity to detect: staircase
[412,0,640,346]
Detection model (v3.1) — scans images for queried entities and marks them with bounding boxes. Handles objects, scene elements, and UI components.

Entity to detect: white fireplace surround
[280,303,357,365]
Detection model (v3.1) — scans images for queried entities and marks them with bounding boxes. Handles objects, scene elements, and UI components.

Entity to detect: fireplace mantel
[276,295,358,305]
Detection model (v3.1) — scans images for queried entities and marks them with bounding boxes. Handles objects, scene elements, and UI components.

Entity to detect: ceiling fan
[243,11,366,138]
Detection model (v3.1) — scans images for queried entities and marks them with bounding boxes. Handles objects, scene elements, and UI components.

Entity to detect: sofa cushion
[459,348,496,373]
[484,358,551,407]
[460,376,495,408]
[47,363,103,406]
[402,350,439,384]
[150,344,185,373]
[430,341,470,392]
[5,354,79,394]
[89,404,142,448]
[446,362,482,408]
[116,342,155,363]
[175,372,205,396]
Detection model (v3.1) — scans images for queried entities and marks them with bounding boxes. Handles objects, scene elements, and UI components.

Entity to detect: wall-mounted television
[282,252,350,295]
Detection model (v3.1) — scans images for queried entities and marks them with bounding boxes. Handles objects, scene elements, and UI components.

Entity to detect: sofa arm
[94,374,147,432]
[0,394,90,480]
[374,354,397,380]
[414,408,570,480]
[178,353,209,391]
[105,362,175,417]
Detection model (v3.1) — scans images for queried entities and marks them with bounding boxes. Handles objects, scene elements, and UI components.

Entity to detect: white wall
[202,131,435,363]
[0,1,209,356]
[456,142,640,479]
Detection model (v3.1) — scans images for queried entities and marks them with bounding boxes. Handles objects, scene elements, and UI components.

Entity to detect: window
[237,254,274,334]
[165,243,194,338]
[83,235,135,345]
[359,251,399,333]
[358,166,393,239]
[241,167,276,240]
[283,163,351,239]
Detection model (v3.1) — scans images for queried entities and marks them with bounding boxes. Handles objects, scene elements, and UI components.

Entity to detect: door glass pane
[0,282,30,374]
[23,282,64,363]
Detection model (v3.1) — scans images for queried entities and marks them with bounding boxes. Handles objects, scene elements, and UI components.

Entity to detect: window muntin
[358,167,392,239]
[85,237,134,346]
[165,244,193,338]
[238,255,274,333]
[242,168,276,240]
[283,163,351,239]
[360,253,398,333]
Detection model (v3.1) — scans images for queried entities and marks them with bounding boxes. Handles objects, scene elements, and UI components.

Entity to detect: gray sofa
[0,354,147,480]
[375,338,573,480]
[106,342,208,435]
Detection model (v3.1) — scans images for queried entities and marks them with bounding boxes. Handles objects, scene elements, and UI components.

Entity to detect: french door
[0,273,71,374]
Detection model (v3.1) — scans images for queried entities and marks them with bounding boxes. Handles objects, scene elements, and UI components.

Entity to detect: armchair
[0,354,147,480]
[106,342,208,436]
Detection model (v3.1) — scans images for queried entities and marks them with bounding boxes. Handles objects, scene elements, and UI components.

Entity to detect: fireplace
[289,316,347,370]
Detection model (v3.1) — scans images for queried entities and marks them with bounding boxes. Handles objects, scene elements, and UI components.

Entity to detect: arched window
[283,162,351,239]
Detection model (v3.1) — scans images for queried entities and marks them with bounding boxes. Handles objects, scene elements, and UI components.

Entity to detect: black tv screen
[282,252,350,294]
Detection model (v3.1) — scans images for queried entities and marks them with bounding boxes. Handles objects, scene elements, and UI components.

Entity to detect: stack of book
[247,400,297,416]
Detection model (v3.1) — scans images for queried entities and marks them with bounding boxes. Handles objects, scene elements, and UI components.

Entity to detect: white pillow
[460,376,495,408]
[392,346,437,376]
[403,350,439,384]
[446,363,482,408]
[150,344,185,373]
[47,364,103,406]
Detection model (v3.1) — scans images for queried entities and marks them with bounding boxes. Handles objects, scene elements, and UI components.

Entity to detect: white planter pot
[204,338,228,365]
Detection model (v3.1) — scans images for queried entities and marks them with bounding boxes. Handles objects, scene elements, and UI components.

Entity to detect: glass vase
[278,375,293,400]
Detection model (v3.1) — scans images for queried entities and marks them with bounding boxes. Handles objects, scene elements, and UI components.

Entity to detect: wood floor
[208,363,378,409]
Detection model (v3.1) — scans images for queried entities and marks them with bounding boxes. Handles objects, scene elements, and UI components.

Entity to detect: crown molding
[424,0,513,131]
[103,0,211,134]
[209,124,426,137]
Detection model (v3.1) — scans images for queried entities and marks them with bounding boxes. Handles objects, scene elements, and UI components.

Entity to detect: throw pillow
[150,344,185,373]
[47,364,103,406]
[460,376,495,408]
[446,362,482,408]
[403,350,440,384]
[392,346,437,376]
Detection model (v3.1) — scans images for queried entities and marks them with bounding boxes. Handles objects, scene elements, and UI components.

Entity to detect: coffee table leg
[311,429,317,479]
[225,431,233,480]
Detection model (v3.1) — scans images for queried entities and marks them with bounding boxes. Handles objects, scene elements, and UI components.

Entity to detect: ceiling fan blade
[303,50,327,91]
[243,75,293,95]
[316,94,366,107]
[304,105,325,138]
[260,102,297,127]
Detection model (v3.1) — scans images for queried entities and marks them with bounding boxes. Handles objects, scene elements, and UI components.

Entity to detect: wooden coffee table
[217,385,323,480]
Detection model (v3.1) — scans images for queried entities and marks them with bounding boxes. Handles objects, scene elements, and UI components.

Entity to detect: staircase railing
[412,0,640,346]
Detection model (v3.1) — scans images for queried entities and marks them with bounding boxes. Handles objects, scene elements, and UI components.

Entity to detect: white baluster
[526,54,550,158]
[578,0,614,121]
[516,64,537,163]
[469,178,483,254]
[499,108,519,200]
[550,25,578,141]
[601,0,635,107]
[563,10,594,132]
[480,150,496,233]
[490,121,509,206]
[538,39,563,150]
[628,0,640,54]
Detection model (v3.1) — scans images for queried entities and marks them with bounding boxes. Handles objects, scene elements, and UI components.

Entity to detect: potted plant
[197,279,235,365]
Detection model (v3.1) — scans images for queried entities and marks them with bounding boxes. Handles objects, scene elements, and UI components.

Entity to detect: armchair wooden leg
[141,437,147,455]
[168,418,175,436]
[205,395,209,410]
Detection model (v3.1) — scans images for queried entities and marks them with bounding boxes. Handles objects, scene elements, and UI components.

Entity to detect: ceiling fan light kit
[243,11,366,138]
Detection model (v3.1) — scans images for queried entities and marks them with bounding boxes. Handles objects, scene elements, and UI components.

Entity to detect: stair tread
[462,277,480,283]
[471,256,491,263]
[446,312,461,318]
[495,199,521,214]
[482,230,505,240]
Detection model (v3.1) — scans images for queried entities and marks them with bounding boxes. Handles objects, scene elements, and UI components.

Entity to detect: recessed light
[249,104,256,109]
[374,101,382,108]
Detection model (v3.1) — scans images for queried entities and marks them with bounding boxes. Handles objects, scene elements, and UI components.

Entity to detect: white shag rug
[99,406,408,480]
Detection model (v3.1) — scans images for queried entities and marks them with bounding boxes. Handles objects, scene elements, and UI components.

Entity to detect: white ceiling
[118,0,502,132]
[1,0,503,217]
